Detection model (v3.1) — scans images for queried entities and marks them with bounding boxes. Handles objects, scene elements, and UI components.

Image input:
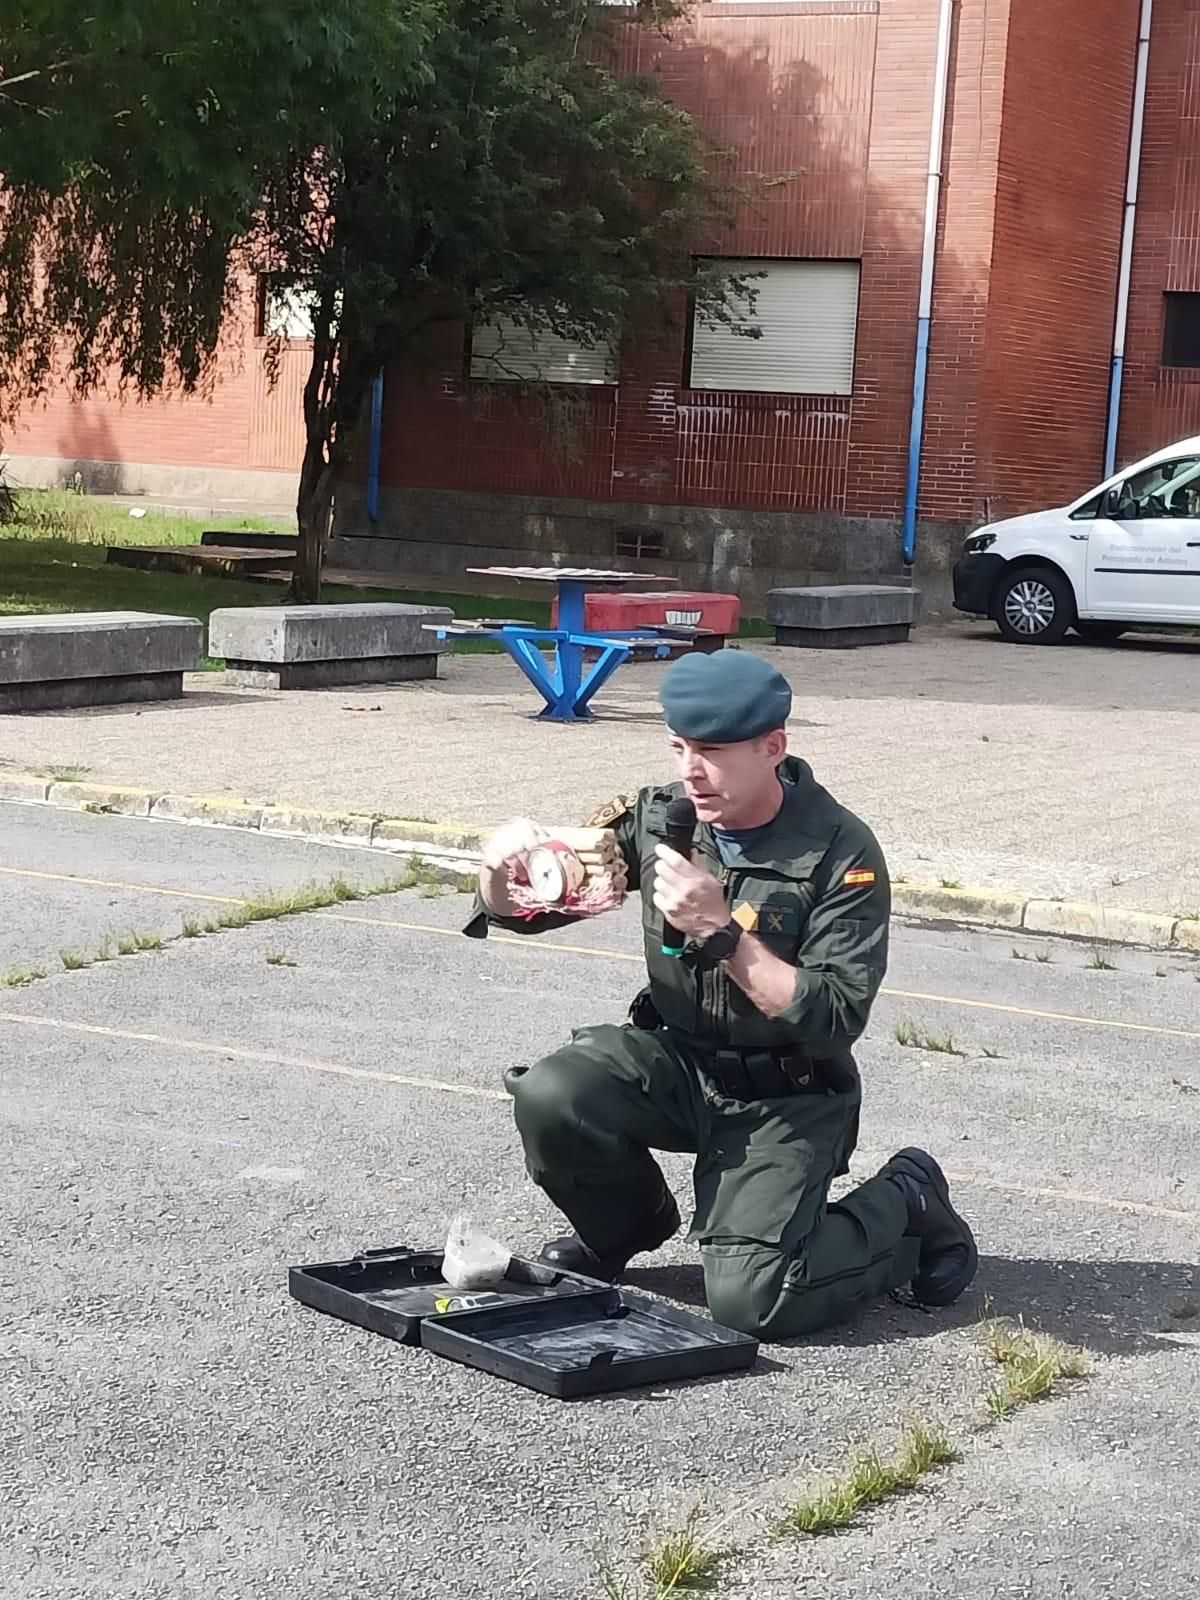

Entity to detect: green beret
[660,649,791,743]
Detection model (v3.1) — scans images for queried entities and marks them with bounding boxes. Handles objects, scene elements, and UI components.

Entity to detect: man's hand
[652,844,730,942]
[479,817,549,916]
[481,817,548,876]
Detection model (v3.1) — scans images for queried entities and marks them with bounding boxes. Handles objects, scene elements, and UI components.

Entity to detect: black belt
[709,1048,822,1100]
[665,1033,823,1100]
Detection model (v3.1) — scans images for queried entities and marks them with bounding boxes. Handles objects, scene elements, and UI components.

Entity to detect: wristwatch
[697,919,743,968]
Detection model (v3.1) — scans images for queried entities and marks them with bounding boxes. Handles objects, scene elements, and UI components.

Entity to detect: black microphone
[660,796,697,958]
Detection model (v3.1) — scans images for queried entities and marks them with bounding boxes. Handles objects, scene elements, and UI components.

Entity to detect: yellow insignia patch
[732,901,760,932]
[844,869,876,887]
[587,793,635,828]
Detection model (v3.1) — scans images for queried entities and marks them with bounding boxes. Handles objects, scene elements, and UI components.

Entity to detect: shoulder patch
[587,792,636,829]
[844,869,876,887]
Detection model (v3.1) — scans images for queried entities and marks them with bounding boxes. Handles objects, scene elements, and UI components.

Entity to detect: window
[469,315,616,385]
[1162,293,1200,368]
[1069,491,1102,521]
[688,259,860,395]
[1115,456,1200,519]
[259,279,322,341]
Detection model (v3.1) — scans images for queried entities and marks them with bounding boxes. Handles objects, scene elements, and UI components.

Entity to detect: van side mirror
[1101,485,1123,518]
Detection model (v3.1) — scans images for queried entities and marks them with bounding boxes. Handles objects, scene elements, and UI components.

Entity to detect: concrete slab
[0,611,202,711]
[767,584,921,649]
[209,602,452,689]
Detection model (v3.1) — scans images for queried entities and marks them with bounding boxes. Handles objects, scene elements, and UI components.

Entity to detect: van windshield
[1116,456,1200,518]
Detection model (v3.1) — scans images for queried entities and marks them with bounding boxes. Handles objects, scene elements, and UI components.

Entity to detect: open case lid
[423,1284,759,1398]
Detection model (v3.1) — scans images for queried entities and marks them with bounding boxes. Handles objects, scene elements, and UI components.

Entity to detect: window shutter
[470,316,615,385]
[690,260,860,396]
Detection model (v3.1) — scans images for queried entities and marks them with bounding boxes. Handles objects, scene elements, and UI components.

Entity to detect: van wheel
[994,565,1075,645]
[1073,622,1127,644]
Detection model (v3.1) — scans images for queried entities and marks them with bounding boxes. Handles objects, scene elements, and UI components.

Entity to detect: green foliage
[0,1,435,407]
[0,2,749,597]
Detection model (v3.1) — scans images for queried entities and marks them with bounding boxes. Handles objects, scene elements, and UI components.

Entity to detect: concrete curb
[3,773,1198,951]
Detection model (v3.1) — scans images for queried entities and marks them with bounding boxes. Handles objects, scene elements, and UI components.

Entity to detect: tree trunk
[291,434,334,603]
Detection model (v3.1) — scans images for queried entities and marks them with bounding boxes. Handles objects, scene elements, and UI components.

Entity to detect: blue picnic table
[427,566,701,722]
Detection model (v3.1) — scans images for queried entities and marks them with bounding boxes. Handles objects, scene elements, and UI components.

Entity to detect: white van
[952,435,1200,643]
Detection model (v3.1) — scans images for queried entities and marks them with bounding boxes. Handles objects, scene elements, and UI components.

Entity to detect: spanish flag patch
[844,869,876,887]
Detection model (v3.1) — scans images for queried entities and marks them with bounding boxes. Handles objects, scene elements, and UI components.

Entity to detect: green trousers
[505,1023,918,1340]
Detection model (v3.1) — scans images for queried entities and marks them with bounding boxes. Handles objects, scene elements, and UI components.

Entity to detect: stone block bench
[766,585,920,649]
[0,611,203,712]
[208,602,453,690]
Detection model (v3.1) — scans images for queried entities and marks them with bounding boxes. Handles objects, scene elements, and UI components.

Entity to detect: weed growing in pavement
[599,1505,732,1598]
[980,1320,1088,1423]
[894,1018,967,1056]
[643,1508,728,1592]
[1086,949,1117,971]
[40,763,91,784]
[265,951,298,967]
[939,878,962,890]
[5,866,443,995]
[0,966,46,988]
[775,1420,960,1539]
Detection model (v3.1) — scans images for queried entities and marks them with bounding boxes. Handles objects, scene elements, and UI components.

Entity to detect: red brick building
[7,0,1200,610]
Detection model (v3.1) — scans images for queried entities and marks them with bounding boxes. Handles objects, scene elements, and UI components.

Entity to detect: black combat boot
[882,1147,978,1306]
[539,1192,681,1283]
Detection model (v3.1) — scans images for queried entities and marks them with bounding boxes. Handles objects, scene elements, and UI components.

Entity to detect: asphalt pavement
[0,806,1196,1600]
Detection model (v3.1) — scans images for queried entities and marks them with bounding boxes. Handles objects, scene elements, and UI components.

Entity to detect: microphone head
[665,796,697,835]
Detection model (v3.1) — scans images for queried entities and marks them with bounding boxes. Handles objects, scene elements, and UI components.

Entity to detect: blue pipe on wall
[900,0,954,572]
[902,318,931,568]
[1103,355,1125,482]
[367,369,385,524]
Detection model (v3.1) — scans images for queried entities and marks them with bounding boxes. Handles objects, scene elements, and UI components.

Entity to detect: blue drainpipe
[901,0,955,568]
[367,369,385,523]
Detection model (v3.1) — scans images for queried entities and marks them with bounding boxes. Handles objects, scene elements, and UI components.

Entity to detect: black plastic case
[289,1245,760,1396]
[422,1284,759,1397]
[288,1245,591,1345]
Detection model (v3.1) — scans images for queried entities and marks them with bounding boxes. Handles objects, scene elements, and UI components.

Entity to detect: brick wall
[3,277,307,482]
[847,0,1012,528]
[1118,0,1200,467]
[974,0,1137,521]
[377,2,886,518]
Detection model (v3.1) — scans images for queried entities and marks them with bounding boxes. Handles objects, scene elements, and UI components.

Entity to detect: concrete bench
[766,585,920,649]
[0,611,203,712]
[208,602,453,690]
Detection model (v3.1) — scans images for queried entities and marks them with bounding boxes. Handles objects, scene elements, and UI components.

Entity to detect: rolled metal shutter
[690,260,860,396]
[470,316,615,385]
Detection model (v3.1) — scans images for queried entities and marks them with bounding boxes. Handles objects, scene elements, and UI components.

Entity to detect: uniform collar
[693,757,835,877]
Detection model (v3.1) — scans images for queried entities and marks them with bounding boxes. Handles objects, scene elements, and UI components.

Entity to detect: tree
[0,2,435,413]
[256,0,753,600]
[1,1,749,600]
